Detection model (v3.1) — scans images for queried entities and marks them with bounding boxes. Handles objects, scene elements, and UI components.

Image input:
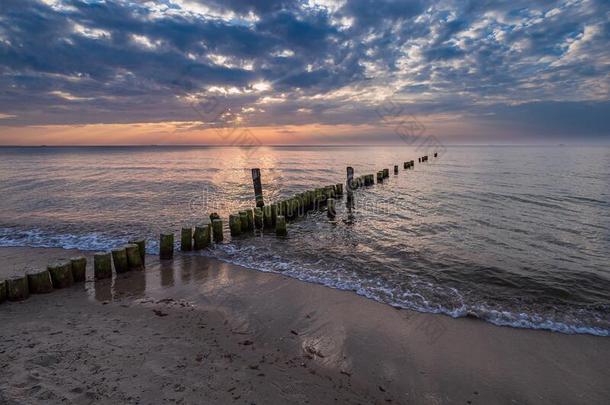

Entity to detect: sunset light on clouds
[0,0,608,145]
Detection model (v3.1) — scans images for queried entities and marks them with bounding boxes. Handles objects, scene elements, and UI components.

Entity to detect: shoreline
[1,246,609,404]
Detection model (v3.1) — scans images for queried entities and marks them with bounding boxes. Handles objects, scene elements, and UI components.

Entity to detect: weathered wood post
[239,211,249,232]
[193,224,211,249]
[160,233,174,260]
[94,252,112,280]
[126,244,144,270]
[263,205,273,228]
[48,260,74,288]
[0,280,6,304]
[181,227,193,251]
[70,256,87,282]
[112,247,129,273]
[270,204,278,226]
[347,166,354,191]
[252,168,265,208]
[418,157,421,162]
[26,269,53,294]
[434,152,438,157]
[335,183,343,197]
[275,215,287,236]
[254,207,263,229]
[383,168,389,178]
[212,219,223,242]
[229,214,242,236]
[7,276,29,301]
[327,198,336,219]
[128,239,146,266]
[245,208,254,230]
[377,171,384,183]
[394,165,399,174]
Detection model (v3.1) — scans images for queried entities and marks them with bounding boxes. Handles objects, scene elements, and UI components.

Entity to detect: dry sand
[1,246,609,404]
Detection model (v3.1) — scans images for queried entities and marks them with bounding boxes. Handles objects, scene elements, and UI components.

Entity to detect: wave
[1,228,608,337]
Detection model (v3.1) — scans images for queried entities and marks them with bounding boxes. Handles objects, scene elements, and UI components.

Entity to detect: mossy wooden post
[275,215,287,237]
[252,168,265,208]
[377,171,384,183]
[254,207,263,229]
[263,205,273,229]
[160,233,174,260]
[126,244,144,270]
[383,168,389,178]
[209,212,220,222]
[394,165,399,174]
[229,214,242,236]
[0,280,6,304]
[181,227,193,251]
[327,198,336,219]
[335,184,343,197]
[129,239,146,266]
[270,204,278,227]
[347,166,354,192]
[193,224,211,250]
[26,269,53,294]
[245,208,254,231]
[7,276,28,301]
[112,247,129,273]
[238,211,247,232]
[48,260,74,289]
[212,219,223,242]
[70,256,87,282]
[94,252,112,280]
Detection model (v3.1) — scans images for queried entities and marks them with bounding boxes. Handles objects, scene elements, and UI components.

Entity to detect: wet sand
[1,246,609,404]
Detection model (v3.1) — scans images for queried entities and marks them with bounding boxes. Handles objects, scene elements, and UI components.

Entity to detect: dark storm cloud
[0,0,608,141]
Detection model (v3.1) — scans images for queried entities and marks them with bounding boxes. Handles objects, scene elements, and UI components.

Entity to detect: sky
[0,0,609,145]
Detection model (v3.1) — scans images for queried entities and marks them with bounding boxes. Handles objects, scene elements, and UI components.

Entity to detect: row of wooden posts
[0,240,147,303]
[1,152,440,303]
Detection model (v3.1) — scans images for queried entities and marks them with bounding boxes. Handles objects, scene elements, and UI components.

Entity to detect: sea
[0,145,608,336]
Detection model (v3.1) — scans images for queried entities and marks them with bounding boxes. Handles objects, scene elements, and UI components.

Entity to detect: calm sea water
[0,145,608,335]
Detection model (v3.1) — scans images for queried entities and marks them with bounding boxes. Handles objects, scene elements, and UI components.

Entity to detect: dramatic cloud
[0,0,608,142]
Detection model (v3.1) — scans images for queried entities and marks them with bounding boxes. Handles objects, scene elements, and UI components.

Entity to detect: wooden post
[254,207,263,229]
[252,168,265,207]
[212,219,223,242]
[239,211,249,232]
[335,183,343,197]
[126,244,144,270]
[209,212,220,222]
[245,208,254,230]
[394,165,398,174]
[229,214,242,236]
[181,227,193,251]
[7,276,29,301]
[327,198,336,219]
[434,152,438,157]
[347,166,354,191]
[128,239,146,266]
[94,252,112,280]
[26,269,53,294]
[160,233,174,260]
[70,256,87,282]
[193,224,210,249]
[383,168,389,178]
[270,204,278,226]
[263,205,273,228]
[112,247,129,273]
[377,171,384,183]
[275,215,287,236]
[418,157,421,162]
[48,260,74,288]
[0,280,6,304]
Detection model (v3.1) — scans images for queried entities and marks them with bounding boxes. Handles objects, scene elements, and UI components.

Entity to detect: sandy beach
[1,246,609,404]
